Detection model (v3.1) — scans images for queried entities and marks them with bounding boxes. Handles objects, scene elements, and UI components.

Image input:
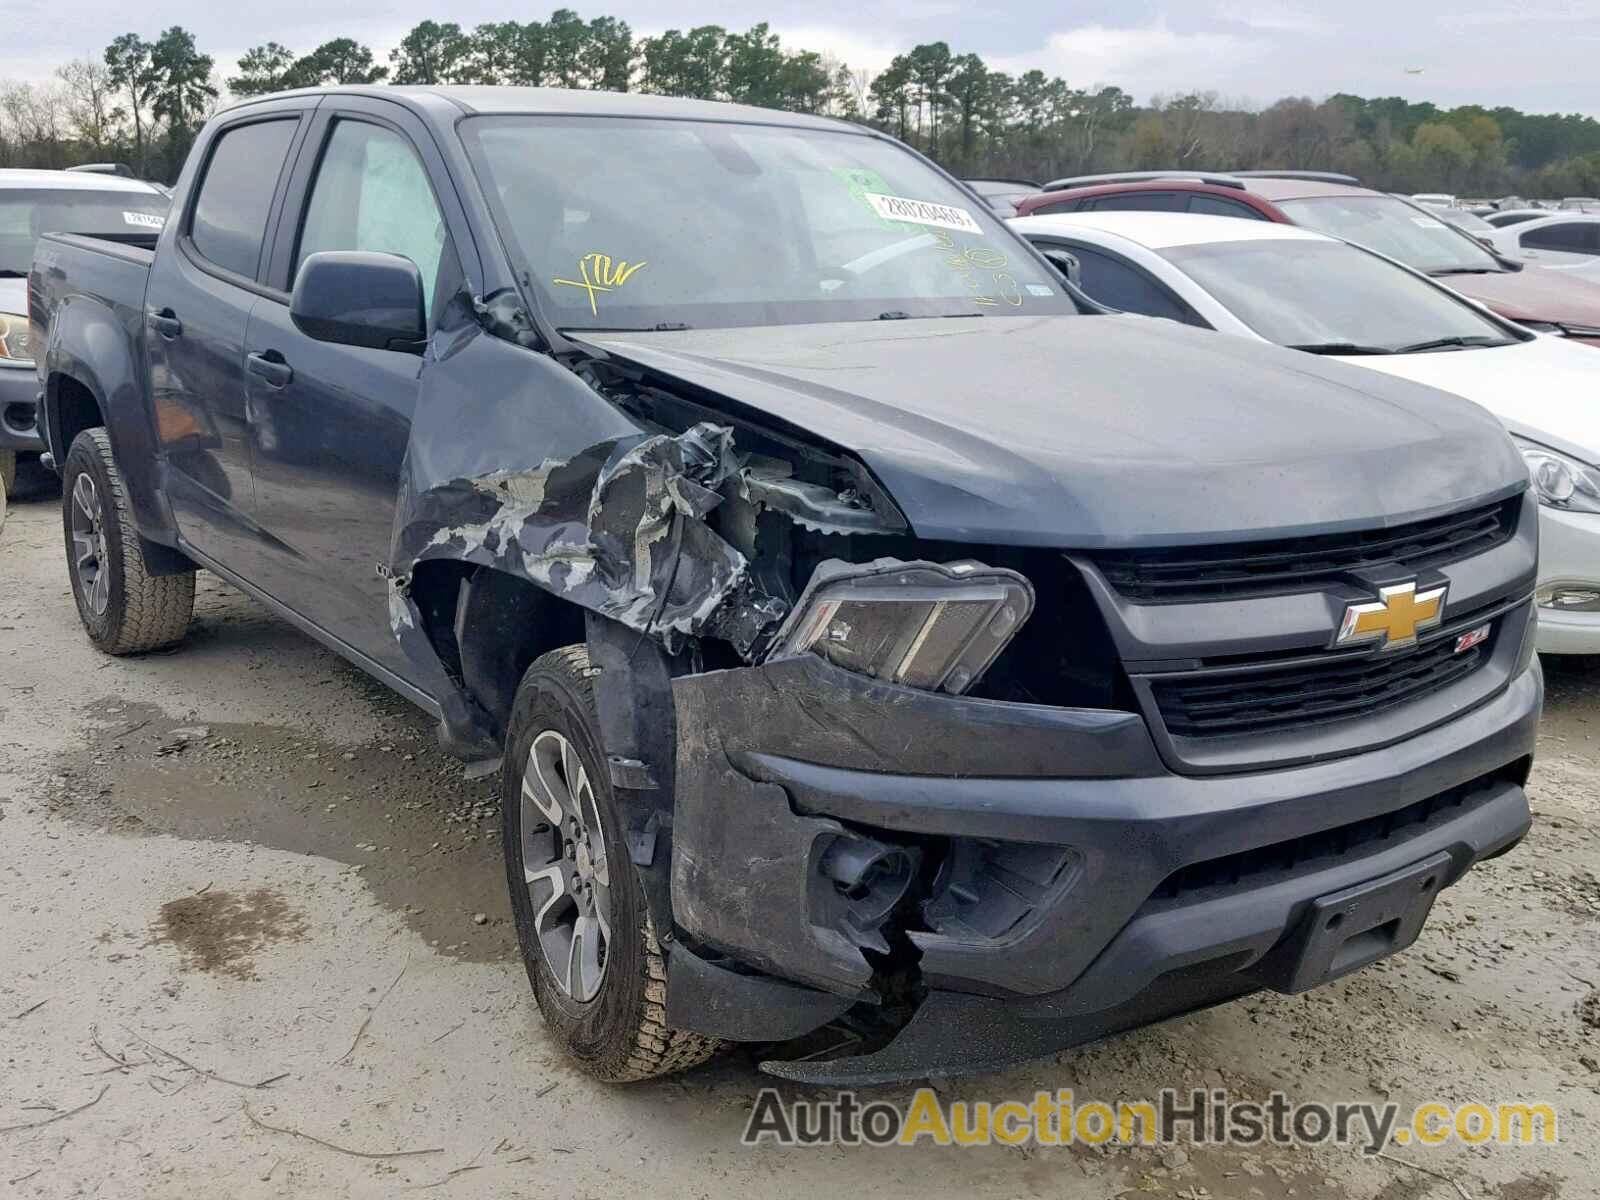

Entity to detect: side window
[1189,194,1266,220]
[297,120,452,312]
[1523,223,1599,255]
[190,119,299,279]
[1068,244,1196,323]
[1091,192,1184,212]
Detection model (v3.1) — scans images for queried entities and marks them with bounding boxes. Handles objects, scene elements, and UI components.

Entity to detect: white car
[1482,213,1600,280]
[1484,208,1555,229]
[1013,210,1600,653]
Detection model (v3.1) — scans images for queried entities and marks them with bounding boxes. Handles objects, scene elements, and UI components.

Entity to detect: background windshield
[1164,238,1513,350]
[0,189,168,275]
[461,115,1070,330]
[1278,195,1503,275]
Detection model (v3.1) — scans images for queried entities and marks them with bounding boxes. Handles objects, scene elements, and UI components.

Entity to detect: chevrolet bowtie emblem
[1334,581,1448,652]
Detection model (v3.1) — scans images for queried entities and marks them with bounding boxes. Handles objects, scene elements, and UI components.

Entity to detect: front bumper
[1533,504,1600,654]
[0,368,43,454]
[665,651,1540,1081]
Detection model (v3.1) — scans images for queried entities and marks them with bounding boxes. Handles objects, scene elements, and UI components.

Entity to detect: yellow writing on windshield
[553,253,648,316]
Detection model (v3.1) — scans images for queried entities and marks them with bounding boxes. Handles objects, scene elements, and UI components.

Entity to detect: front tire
[502,646,720,1081]
[0,449,15,497]
[61,428,195,655]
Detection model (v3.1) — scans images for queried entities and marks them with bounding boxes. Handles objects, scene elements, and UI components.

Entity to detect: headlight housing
[1514,435,1600,513]
[769,558,1034,695]
[0,311,31,365]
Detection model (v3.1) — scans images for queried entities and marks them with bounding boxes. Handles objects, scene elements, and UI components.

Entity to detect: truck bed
[29,232,155,463]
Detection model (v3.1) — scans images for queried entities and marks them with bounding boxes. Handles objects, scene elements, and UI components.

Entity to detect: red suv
[1015,171,1600,346]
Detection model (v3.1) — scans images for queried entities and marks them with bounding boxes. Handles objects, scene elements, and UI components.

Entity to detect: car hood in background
[0,277,25,314]
[1440,265,1600,344]
[578,315,1525,548]
[1342,334,1600,465]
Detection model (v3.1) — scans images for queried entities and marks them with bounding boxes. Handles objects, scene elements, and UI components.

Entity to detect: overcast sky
[9,0,1600,116]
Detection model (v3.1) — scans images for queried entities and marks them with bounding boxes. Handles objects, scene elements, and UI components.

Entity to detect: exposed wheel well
[408,561,587,741]
[50,374,104,458]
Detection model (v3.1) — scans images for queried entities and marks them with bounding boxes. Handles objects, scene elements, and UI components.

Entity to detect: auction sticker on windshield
[122,211,165,229]
[863,193,984,235]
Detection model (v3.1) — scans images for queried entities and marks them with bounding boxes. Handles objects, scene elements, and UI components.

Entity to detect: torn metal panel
[390,421,786,653]
[739,465,899,536]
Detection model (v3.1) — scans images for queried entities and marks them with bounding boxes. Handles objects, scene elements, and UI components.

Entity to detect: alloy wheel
[70,474,110,617]
[520,729,612,1002]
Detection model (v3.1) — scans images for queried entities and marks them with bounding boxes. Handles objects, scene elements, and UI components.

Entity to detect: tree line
[3,10,1599,198]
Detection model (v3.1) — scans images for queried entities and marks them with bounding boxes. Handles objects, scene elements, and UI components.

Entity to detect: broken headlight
[769,559,1034,694]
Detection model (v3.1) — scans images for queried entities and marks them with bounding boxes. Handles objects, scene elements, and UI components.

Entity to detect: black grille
[1144,766,1518,907]
[1152,629,1491,738]
[1093,497,1518,602]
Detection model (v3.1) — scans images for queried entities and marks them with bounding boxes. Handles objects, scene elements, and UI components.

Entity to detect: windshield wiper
[1287,342,1395,355]
[1392,334,1511,353]
[876,311,988,321]
[562,322,693,333]
[1428,267,1503,276]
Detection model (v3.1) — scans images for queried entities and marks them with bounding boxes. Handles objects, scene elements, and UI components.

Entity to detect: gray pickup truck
[29,86,1540,1084]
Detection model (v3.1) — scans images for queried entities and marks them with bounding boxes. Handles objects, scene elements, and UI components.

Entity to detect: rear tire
[502,645,721,1081]
[0,449,14,497]
[61,428,195,655]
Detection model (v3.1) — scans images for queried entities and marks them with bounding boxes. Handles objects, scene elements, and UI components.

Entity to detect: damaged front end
[384,346,1100,1078]
[392,421,787,659]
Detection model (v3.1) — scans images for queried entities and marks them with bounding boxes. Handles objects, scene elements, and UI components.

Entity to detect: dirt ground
[1,487,1596,1199]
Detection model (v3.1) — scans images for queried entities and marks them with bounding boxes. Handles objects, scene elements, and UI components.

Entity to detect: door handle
[247,350,293,388]
[149,308,182,338]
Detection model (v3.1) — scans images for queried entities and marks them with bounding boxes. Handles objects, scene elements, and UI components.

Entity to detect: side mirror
[290,251,426,353]
[1041,247,1083,288]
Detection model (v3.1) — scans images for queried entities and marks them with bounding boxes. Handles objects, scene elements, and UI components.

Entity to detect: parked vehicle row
[1015,170,1600,345]
[21,89,1555,1086]
[0,169,170,496]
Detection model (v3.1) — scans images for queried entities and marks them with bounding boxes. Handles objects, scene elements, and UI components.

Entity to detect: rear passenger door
[241,99,469,675]
[145,101,310,569]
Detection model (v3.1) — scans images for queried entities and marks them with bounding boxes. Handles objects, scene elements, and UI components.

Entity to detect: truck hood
[1343,334,1600,466]
[579,315,1525,548]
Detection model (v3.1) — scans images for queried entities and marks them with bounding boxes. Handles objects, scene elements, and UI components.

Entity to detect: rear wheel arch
[48,372,106,461]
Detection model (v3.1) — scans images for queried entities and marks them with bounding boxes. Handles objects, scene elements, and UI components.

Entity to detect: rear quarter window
[1188,194,1266,220]
[1091,192,1185,212]
[1029,198,1082,215]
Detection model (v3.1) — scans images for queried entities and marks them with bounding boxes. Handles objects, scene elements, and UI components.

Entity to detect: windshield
[1163,238,1516,352]
[0,189,169,275]
[1277,195,1504,275]
[460,115,1071,331]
